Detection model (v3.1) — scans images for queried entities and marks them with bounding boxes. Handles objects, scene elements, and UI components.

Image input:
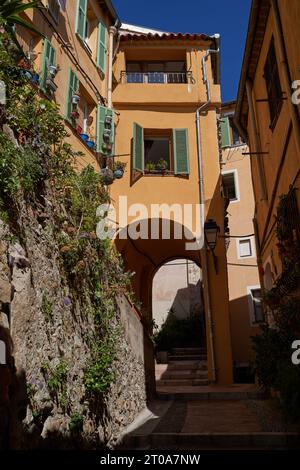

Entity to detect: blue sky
[112,0,251,102]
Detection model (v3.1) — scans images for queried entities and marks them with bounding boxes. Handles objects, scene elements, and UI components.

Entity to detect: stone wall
[0,207,146,449]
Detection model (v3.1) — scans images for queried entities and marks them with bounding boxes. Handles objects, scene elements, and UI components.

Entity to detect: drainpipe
[107,22,119,109]
[196,36,220,383]
[246,80,268,201]
[271,0,300,158]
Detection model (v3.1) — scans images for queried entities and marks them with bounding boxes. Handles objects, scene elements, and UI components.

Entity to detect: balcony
[120,71,193,84]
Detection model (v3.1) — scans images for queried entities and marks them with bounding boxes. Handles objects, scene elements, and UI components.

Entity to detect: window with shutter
[222,171,239,201]
[66,68,79,122]
[48,0,60,23]
[220,116,231,148]
[97,19,107,74]
[76,0,87,41]
[96,106,114,155]
[264,37,283,128]
[133,123,144,172]
[41,38,56,91]
[173,129,189,175]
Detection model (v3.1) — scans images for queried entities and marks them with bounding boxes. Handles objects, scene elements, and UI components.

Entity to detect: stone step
[129,432,300,450]
[156,389,268,401]
[157,378,210,387]
[168,360,207,370]
[172,347,206,355]
[168,354,207,361]
[162,370,208,379]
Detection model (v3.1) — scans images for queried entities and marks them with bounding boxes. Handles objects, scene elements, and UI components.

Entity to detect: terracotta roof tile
[120,32,212,42]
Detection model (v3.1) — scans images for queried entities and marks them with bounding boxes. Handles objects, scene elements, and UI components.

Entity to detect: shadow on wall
[0,320,120,450]
[229,293,263,384]
[153,280,206,354]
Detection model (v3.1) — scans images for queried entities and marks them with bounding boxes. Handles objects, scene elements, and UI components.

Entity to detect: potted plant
[48,65,58,78]
[145,162,156,173]
[113,161,126,179]
[156,158,168,172]
[72,92,80,104]
[102,142,113,154]
[31,72,40,85]
[100,168,114,185]
[71,110,79,120]
[86,140,95,150]
[80,132,89,142]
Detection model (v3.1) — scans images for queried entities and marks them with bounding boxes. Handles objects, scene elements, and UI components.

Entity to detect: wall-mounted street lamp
[204,219,220,250]
[204,219,220,273]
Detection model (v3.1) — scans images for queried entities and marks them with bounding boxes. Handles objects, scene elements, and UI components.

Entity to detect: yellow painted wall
[247,2,300,284]
[222,140,260,365]
[111,40,233,384]
[17,0,113,171]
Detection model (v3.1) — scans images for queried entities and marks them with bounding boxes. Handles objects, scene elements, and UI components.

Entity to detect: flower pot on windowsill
[113,168,124,179]
[100,168,114,185]
[46,78,58,93]
[87,140,95,150]
[145,162,156,173]
[80,133,89,142]
[113,161,126,179]
[76,125,82,135]
[72,93,80,104]
[71,110,80,120]
[31,73,40,85]
[156,159,168,172]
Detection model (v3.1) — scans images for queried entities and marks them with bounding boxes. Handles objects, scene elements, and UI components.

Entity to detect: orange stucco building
[235,0,300,320]
[15,2,235,393]
[110,24,233,390]
[221,102,261,377]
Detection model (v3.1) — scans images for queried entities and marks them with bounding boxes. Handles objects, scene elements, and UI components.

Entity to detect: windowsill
[64,118,97,155]
[83,40,93,57]
[143,170,175,176]
[222,142,246,149]
[76,34,98,68]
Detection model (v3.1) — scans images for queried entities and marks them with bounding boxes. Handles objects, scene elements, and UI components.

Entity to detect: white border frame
[221,168,240,203]
[236,236,256,259]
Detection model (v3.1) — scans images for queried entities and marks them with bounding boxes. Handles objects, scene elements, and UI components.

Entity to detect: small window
[250,288,264,323]
[264,38,283,128]
[144,135,171,171]
[48,0,60,23]
[132,124,189,176]
[229,116,241,146]
[222,172,238,201]
[238,238,252,258]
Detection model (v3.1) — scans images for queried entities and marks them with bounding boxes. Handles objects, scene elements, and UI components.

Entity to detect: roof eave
[99,0,120,24]
[235,0,261,137]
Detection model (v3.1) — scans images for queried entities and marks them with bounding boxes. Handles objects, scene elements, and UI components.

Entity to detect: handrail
[120,70,193,84]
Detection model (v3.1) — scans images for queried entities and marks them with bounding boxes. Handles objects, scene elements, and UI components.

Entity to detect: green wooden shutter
[220,117,231,147]
[173,129,189,175]
[66,68,79,121]
[106,108,114,155]
[133,123,144,172]
[96,105,107,153]
[76,0,87,40]
[41,38,56,90]
[96,106,115,155]
[97,19,107,74]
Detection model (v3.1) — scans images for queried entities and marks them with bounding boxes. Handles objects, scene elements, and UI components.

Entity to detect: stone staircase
[156,347,209,387]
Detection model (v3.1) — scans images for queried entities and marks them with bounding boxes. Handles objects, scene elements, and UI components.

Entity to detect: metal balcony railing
[120,71,193,84]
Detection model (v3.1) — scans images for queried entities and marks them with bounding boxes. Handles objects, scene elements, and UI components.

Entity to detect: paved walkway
[119,391,300,450]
